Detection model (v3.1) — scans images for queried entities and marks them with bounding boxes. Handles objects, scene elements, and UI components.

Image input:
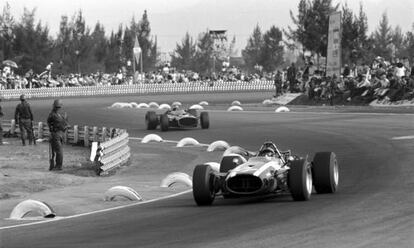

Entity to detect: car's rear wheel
[200,112,210,129]
[288,159,312,201]
[219,155,244,173]
[145,111,158,130]
[312,152,339,193]
[193,164,216,206]
[160,114,169,131]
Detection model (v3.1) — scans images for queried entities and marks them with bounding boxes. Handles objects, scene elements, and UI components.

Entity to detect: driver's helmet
[259,146,276,157]
[171,104,180,111]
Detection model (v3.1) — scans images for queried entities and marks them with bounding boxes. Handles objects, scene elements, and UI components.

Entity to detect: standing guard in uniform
[0,97,4,145]
[47,99,69,171]
[14,94,34,146]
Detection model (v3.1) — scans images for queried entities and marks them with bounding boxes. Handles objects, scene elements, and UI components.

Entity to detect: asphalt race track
[1,94,414,248]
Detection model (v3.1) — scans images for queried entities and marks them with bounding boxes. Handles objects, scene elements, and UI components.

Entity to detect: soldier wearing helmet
[47,99,69,171]
[14,94,34,145]
[0,96,3,145]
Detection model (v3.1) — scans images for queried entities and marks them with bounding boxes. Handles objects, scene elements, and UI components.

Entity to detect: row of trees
[1,0,414,76]
[285,0,414,66]
[0,3,157,75]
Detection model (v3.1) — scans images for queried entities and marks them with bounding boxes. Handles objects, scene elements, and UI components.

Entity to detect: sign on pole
[326,12,342,77]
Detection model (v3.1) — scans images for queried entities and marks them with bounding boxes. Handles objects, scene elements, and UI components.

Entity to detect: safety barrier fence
[0,80,274,99]
[1,119,130,175]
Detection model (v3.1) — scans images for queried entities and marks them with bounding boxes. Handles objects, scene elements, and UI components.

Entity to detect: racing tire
[193,164,216,206]
[160,114,169,132]
[219,155,243,173]
[200,112,210,129]
[312,152,339,193]
[288,159,312,201]
[145,111,158,130]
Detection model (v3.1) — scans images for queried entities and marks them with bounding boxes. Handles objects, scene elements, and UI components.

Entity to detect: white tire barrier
[189,104,204,110]
[207,140,230,152]
[104,186,142,201]
[205,162,220,172]
[275,106,290,112]
[137,103,149,108]
[148,102,159,108]
[262,99,273,105]
[223,146,250,157]
[160,172,193,188]
[9,199,55,219]
[141,134,163,143]
[227,106,244,111]
[176,137,200,147]
[231,100,241,106]
[130,102,139,108]
[199,101,209,106]
[158,103,171,110]
[111,102,132,108]
[172,101,182,107]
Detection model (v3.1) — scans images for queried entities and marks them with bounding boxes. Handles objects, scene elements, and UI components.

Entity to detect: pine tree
[242,24,264,72]
[13,7,52,74]
[261,26,284,71]
[0,2,15,61]
[372,12,393,60]
[171,32,197,71]
[194,31,214,76]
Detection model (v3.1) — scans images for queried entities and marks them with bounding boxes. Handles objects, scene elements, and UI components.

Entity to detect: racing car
[192,141,339,205]
[145,107,209,131]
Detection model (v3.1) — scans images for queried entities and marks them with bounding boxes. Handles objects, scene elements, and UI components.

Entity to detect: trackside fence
[1,119,130,175]
[0,80,274,100]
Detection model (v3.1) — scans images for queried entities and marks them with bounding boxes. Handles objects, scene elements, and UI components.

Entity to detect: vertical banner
[326,12,342,77]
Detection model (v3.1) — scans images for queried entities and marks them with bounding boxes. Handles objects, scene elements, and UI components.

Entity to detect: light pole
[75,50,80,74]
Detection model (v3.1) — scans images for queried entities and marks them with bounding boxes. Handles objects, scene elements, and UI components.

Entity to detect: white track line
[209,109,414,116]
[391,135,414,140]
[0,189,192,230]
[129,137,209,147]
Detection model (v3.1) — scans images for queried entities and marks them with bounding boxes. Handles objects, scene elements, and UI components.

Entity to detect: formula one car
[192,141,339,206]
[145,107,209,131]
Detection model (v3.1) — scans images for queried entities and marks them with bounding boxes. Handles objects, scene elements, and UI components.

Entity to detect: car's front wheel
[200,112,210,129]
[288,159,312,201]
[193,164,216,206]
[312,152,339,193]
[145,111,158,130]
[160,114,169,131]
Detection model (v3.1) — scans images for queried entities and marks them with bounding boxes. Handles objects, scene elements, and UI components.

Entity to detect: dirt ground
[0,137,219,226]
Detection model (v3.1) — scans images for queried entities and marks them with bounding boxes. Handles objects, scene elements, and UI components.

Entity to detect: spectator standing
[0,97,3,145]
[14,94,34,146]
[287,63,297,92]
[47,99,69,171]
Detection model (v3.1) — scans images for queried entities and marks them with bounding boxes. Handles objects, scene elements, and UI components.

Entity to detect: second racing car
[145,106,209,131]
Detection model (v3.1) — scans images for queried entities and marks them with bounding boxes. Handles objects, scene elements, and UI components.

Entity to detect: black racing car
[145,108,209,131]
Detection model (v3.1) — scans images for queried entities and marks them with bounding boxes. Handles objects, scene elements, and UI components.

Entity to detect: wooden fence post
[92,126,98,142]
[10,120,16,134]
[101,127,107,142]
[84,125,89,147]
[73,125,79,144]
[37,122,43,139]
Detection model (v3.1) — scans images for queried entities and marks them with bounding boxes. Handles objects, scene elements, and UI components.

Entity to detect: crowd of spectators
[275,56,414,104]
[0,62,275,90]
[1,57,413,104]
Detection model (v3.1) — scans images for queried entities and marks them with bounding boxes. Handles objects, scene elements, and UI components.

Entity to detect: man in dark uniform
[47,99,69,171]
[14,94,34,146]
[0,97,4,145]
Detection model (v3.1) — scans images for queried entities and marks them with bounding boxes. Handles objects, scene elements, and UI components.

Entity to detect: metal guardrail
[1,119,130,175]
[0,80,274,100]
